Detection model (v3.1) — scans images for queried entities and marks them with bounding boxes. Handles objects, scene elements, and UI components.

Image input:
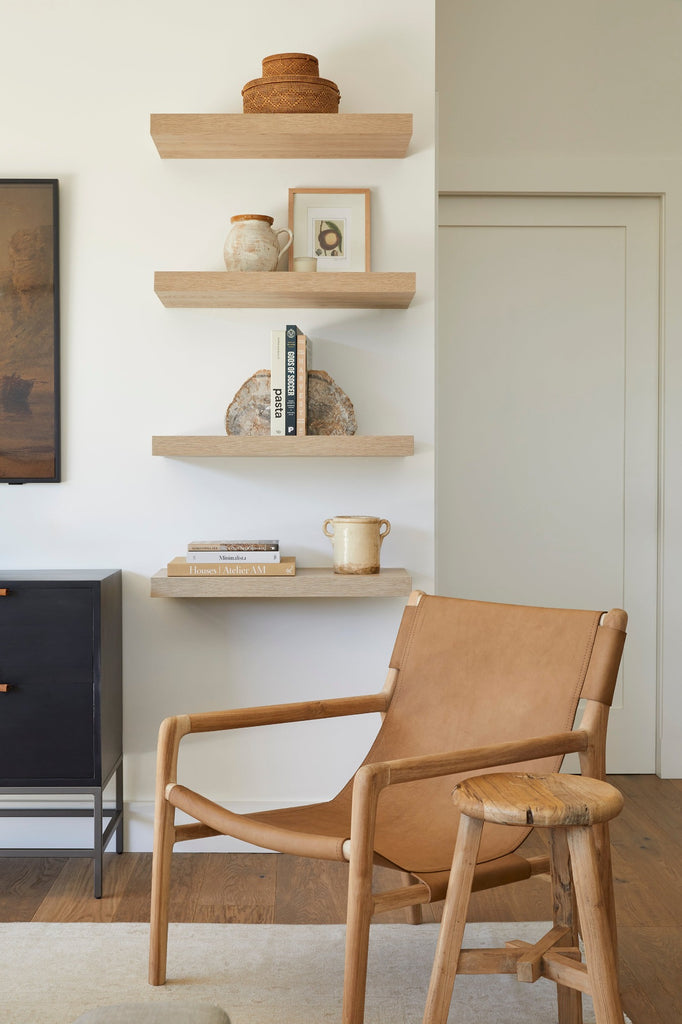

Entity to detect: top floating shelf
[150,113,413,159]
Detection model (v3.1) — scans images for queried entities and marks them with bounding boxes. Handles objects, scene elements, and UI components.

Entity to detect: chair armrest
[155,692,390,795]
[185,691,390,734]
[357,729,590,790]
[343,730,591,867]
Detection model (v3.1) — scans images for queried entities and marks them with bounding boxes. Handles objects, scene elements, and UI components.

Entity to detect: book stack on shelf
[167,539,296,577]
[270,324,309,436]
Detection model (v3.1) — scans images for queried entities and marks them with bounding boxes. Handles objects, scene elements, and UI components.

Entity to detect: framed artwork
[0,179,60,483]
[288,188,370,272]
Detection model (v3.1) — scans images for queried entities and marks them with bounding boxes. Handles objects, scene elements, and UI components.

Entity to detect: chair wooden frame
[148,592,627,1024]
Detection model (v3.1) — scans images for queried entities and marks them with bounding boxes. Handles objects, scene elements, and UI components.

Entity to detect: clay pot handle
[322,518,335,538]
[276,228,293,258]
[379,519,391,542]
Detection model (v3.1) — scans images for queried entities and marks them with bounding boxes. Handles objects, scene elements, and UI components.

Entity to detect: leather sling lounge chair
[148,590,627,1024]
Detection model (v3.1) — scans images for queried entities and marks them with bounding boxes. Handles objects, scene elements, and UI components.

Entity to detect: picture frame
[288,188,371,272]
[0,179,60,483]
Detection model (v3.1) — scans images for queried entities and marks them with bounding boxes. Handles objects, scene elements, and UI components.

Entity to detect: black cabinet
[0,570,123,896]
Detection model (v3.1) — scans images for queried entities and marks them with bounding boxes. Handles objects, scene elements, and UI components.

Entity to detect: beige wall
[438,0,682,775]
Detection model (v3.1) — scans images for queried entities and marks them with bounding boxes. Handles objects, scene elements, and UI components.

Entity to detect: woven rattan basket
[242,74,340,113]
[261,52,319,77]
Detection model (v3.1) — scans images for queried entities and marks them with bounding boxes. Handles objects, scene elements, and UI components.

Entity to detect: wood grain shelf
[152,435,414,458]
[151,566,412,598]
[154,271,416,309]
[150,113,413,159]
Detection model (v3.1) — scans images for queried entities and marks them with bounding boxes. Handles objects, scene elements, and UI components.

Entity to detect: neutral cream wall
[0,0,435,848]
[438,0,682,776]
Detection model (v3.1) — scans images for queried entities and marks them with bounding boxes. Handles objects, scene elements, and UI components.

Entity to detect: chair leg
[567,826,625,1024]
[423,815,484,1024]
[148,791,175,986]
[549,828,583,1024]
[342,852,376,1024]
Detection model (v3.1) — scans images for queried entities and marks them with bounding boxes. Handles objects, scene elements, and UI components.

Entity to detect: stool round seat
[452,772,624,828]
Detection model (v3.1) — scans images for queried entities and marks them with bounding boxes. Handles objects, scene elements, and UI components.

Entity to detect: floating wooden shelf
[152,435,414,458]
[154,271,416,309]
[151,566,412,598]
[150,113,413,159]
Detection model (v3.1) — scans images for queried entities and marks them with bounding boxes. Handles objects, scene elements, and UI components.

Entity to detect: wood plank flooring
[0,774,680,1023]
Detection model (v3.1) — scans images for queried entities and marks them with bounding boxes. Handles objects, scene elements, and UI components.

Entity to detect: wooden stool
[423,772,626,1024]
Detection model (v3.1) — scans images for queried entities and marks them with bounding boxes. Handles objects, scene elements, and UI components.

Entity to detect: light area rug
[0,921,632,1024]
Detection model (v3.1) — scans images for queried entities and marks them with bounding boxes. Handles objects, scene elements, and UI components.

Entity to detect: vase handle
[276,228,294,259]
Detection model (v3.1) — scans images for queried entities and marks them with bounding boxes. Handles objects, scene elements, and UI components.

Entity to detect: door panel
[438,195,660,772]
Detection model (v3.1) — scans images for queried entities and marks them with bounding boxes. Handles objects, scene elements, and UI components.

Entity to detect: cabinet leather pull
[0,683,11,692]
[0,589,8,596]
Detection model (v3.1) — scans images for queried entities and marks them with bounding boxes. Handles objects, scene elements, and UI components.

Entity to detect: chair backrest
[349,593,625,874]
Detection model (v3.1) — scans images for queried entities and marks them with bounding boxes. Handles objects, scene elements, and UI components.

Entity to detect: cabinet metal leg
[115,759,124,854]
[0,756,124,900]
[94,787,103,899]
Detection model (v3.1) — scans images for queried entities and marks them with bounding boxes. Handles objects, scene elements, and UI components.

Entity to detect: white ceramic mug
[293,256,318,272]
[322,515,391,575]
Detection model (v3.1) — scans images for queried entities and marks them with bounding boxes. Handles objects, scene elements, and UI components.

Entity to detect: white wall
[0,0,435,848]
[438,0,682,776]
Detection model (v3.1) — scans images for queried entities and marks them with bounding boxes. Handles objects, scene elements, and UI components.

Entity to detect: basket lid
[262,52,319,62]
[242,75,340,95]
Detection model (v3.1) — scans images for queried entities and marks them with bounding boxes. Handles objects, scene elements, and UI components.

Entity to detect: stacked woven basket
[242,53,340,113]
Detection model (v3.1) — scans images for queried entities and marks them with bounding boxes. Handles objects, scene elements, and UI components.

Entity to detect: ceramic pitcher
[323,516,391,575]
[223,214,293,271]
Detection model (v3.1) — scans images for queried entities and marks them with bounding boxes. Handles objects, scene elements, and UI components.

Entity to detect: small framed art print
[288,188,370,272]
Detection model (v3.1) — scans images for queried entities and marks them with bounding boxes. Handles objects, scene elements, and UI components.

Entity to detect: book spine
[285,324,298,436]
[270,329,286,436]
[187,541,279,551]
[186,550,281,563]
[168,558,296,577]
[296,331,308,436]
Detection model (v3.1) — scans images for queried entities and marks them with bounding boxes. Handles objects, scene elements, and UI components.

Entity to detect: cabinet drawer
[0,678,95,780]
[0,586,96,782]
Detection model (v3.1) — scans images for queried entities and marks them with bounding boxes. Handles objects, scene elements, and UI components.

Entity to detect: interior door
[437,195,660,773]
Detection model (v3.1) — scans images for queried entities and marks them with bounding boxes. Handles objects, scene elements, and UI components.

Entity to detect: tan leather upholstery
[168,597,605,874]
[581,618,626,705]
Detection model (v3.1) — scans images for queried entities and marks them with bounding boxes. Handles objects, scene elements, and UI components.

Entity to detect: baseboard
[0,798,292,854]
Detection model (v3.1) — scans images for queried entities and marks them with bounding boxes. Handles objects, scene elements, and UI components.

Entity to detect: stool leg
[549,828,583,1024]
[593,820,619,959]
[423,815,484,1024]
[567,826,625,1024]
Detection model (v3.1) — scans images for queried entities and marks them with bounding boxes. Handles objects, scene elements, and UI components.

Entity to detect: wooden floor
[0,774,680,1023]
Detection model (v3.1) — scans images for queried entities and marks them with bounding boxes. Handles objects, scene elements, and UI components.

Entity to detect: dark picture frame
[0,179,60,483]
